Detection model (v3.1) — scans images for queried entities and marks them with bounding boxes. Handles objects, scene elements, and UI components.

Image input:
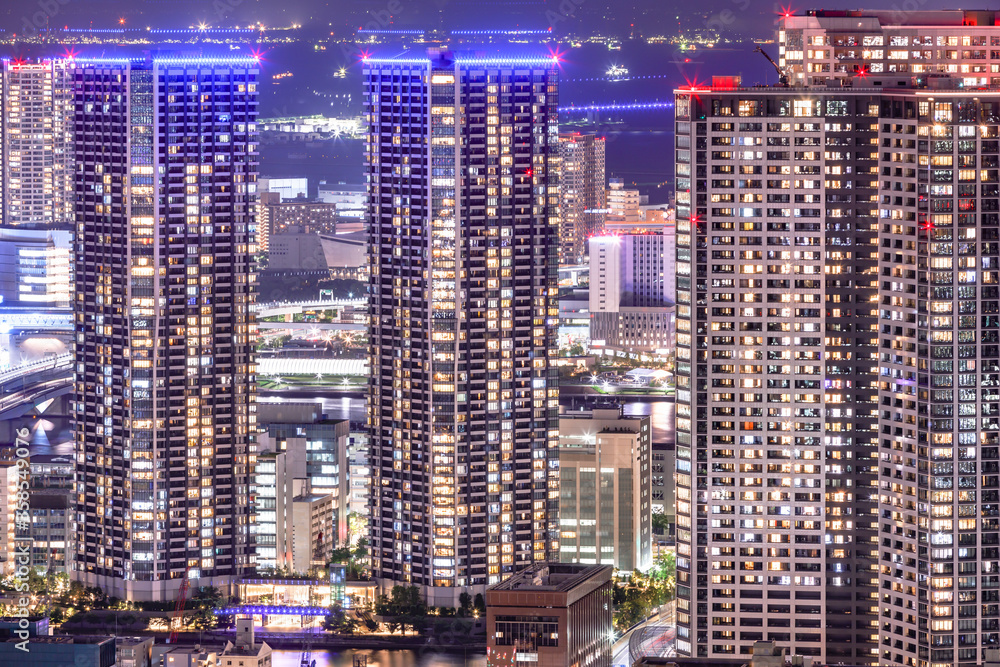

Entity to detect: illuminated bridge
[561,101,675,113]
[0,353,74,420]
[0,299,369,334]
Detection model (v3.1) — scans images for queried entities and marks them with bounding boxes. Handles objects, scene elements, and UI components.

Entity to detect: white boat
[607,64,629,81]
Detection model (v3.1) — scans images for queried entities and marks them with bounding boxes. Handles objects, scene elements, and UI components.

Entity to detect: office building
[73,57,260,602]
[255,402,350,571]
[364,51,561,606]
[253,451,336,574]
[259,176,307,201]
[486,562,612,667]
[347,428,371,519]
[0,60,74,227]
[589,233,674,353]
[673,85,883,663]
[558,132,606,264]
[266,227,329,273]
[650,441,675,539]
[557,408,651,572]
[26,487,73,573]
[0,227,72,306]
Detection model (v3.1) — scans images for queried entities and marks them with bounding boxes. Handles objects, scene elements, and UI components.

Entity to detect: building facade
[0,461,18,576]
[73,57,259,601]
[0,227,72,306]
[486,563,612,667]
[254,404,350,572]
[589,233,674,352]
[605,178,641,225]
[0,60,74,227]
[779,10,1000,89]
[557,408,651,572]
[673,86,882,664]
[558,132,606,264]
[365,51,561,606]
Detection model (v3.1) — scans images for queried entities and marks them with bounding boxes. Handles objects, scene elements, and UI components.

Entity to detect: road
[611,603,676,667]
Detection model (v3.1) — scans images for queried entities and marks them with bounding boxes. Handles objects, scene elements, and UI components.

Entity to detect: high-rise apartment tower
[558,132,605,264]
[677,13,1000,662]
[364,51,561,607]
[0,59,74,226]
[73,57,259,601]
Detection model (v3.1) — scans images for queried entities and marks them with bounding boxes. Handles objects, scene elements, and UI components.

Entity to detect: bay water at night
[255,38,775,205]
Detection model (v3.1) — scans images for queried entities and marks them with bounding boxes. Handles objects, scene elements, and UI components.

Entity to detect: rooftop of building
[222,639,271,656]
[159,644,220,655]
[115,636,153,646]
[800,8,1000,27]
[8,635,112,645]
[66,55,261,67]
[488,562,612,592]
[674,74,1000,94]
[361,49,559,66]
[293,493,331,503]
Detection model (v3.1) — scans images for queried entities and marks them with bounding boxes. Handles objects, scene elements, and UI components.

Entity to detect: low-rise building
[220,620,272,667]
[152,644,219,667]
[116,636,154,667]
[558,408,652,572]
[486,563,613,667]
[0,635,116,667]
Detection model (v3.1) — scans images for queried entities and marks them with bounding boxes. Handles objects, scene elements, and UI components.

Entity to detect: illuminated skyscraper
[558,132,605,264]
[364,51,561,606]
[672,85,882,665]
[674,61,1000,666]
[73,57,259,601]
[0,59,74,226]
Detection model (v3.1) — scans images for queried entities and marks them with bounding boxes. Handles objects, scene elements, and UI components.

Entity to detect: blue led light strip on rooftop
[362,56,559,65]
[67,56,261,65]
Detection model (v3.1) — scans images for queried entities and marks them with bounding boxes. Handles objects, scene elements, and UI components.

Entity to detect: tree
[651,511,670,534]
[474,593,486,616]
[458,592,472,617]
[650,551,676,603]
[194,586,224,609]
[323,605,345,632]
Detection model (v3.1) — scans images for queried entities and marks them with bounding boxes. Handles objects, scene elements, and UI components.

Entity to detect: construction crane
[754,45,789,87]
[167,567,192,644]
